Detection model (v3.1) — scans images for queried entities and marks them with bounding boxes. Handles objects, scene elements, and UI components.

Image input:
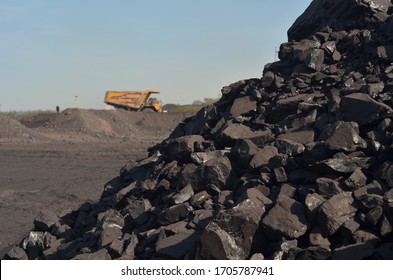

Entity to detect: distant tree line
[191,98,217,106]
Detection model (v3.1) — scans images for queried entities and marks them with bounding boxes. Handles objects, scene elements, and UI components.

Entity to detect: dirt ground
[0,109,192,256]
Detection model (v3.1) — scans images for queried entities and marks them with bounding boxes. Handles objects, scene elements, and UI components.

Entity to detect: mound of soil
[23,109,193,142]
[0,114,47,143]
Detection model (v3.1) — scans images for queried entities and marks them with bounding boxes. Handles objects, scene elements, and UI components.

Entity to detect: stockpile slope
[5,0,393,260]
[25,109,193,142]
[0,114,48,143]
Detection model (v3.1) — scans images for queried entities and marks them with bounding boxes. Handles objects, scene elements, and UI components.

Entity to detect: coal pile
[5,0,393,260]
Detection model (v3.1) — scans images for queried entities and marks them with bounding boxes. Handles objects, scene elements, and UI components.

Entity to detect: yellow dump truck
[104,90,161,112]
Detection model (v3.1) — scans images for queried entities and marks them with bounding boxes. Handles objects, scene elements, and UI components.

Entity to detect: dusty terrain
[0,109,191,256]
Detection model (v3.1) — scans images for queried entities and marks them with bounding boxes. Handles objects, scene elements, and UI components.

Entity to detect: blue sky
[0,0,312,111]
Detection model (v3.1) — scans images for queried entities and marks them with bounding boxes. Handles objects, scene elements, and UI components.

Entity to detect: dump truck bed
[104,90,160,111]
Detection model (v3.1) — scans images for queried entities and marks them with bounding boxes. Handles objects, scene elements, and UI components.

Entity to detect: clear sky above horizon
[0,0,312,111]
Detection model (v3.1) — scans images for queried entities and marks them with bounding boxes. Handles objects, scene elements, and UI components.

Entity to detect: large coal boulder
[5,0,393,260]
[288,0,393,41]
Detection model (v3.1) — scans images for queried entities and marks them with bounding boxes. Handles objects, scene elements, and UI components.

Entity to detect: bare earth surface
[0,109,191,256]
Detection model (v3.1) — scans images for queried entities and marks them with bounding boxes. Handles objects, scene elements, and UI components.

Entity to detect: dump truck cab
[104,90,161,112]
